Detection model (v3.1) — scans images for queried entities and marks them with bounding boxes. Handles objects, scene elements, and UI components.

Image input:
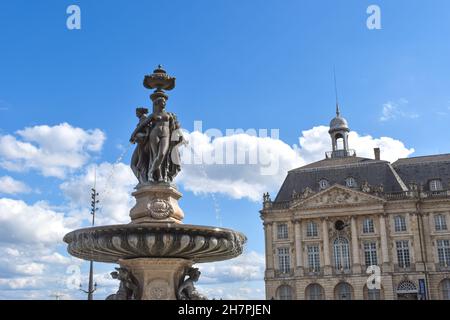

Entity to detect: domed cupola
[328,104,354,158]
[329,105,349,134]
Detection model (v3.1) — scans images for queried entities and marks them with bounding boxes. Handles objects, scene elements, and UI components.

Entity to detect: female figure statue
[130,96,184,183]
[130,107,150,184]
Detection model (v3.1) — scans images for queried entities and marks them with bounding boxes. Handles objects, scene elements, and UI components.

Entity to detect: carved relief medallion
[147,199,174,219]
[147,279,169,299]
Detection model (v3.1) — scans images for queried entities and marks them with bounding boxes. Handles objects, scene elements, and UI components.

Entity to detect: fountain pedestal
[119,258,192,300]
[130,183,184,224]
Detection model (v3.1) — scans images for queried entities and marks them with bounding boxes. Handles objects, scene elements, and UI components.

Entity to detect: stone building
[260,106,450,300]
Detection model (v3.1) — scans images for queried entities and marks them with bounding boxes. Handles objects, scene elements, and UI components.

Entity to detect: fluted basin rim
[63,223,247,264]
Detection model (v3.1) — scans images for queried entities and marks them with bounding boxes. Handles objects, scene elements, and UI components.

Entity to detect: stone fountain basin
[63,223,246,264]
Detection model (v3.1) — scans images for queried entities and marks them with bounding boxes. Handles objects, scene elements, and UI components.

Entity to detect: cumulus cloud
[0,123,106,178]
[298,126,414,164]
[0,176,30,195]
[380,99,419,121]
[179,130,303,201]
[177,126,414,201]
[0,198,75,244]
[60,162,136,225]
[199,251,265,284]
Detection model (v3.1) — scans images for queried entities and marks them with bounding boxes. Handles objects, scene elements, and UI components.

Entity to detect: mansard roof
[392,154,450,191]
[274,156,407,202]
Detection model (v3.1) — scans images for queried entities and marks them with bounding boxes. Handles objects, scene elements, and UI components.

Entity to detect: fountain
[63,66,247,300]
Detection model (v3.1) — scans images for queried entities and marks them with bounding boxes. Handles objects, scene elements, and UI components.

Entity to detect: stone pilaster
[379,214,391,272]
[351,216,361,273]
[322,219,331,275]
[294,220,304,276]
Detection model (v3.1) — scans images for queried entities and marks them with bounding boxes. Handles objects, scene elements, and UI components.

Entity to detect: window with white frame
[396,240,411,268]
[363,218,374,233]
[319,179,329,190]
[333,237,351,270]
[277,247,291,273]
[437,239,450,267]
[306,221,318,237]
[430,179,443,192]
[307,245,320,272]
[346,177,356,188]
[364,242,378,267]
[435,214,448,231]
[394,215,407,232]
[277,223,289,239]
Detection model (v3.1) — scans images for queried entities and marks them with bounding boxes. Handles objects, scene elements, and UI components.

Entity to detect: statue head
[136,107,148,118]
[153,97,166,110]
[187,267,201,281]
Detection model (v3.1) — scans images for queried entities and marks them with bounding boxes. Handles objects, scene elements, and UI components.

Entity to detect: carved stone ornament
[147,199,174,219]
[147,279,170,299]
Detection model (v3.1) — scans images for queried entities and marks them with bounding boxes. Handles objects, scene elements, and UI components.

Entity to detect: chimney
[374,148,381,160]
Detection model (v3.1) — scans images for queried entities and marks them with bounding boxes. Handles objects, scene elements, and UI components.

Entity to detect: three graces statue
[130,66,185,184]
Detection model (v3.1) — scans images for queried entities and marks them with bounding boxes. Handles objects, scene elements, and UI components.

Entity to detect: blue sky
[0,0,450,299]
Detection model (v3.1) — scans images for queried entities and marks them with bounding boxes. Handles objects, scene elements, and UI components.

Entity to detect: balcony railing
[325,149,356,159]
[436,263,450,272]
[332,267,352,275]
[306,267,323,276]
[393,264,416,272]
[274,268,294,278]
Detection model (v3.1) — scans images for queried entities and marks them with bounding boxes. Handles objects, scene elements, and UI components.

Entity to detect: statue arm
[130,117,152,142]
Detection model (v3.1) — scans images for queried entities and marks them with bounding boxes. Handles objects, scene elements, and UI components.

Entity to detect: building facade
[260,106,450,300]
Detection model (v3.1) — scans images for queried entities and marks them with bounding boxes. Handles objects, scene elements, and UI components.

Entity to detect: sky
[0,0,449,299]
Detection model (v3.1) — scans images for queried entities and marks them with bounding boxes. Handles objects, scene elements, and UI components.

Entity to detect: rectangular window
[396,240,411,268]
[277,247,291,273]
[435,215,448,231]
[363,218,375,234]
[394,215,407,232]
[306,222,318,237]
[277,223,289,239]
[364,242,378,266]
[437,240,450,267]
[307,245,320,272]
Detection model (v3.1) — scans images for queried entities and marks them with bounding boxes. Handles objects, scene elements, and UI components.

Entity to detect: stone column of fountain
[63,66,246,300]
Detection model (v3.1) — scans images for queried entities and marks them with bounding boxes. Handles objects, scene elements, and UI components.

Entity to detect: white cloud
[380,99,419,121]
[177,126,414,201]
[0,123,106,178]
[199,251,265,284]
[0,176,30,195]
[60,162,136,225]
[298,126,414,164]
[179,131,303,201]
[0,198,73,244]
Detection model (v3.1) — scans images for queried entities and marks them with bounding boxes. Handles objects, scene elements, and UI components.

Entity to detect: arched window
[429,179,443,192]
[397,280,417,293]
[306,221,318,237]
[277,285,293,300]
[305,283,324,300]
[440,279,450,300]
[319,179,329,190]
[333,237,350,270]
[335,282,353,300]
[345,177,356,188]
